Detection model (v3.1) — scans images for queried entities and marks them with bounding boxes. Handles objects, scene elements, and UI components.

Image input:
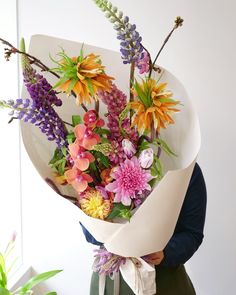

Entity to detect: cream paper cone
[20,35,201,258]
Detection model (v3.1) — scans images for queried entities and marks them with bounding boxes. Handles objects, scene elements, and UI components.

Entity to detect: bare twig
[0,37,88,112]
[149,17,184,78]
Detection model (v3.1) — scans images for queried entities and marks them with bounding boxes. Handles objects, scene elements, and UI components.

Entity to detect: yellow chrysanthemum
[53,51,114,105]
[79,189,111,220]
[130,78,180,133]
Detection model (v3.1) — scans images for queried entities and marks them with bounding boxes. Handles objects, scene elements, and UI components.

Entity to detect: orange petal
[75,158,90,171]
[74,124,86,140]
[72,180,88,193]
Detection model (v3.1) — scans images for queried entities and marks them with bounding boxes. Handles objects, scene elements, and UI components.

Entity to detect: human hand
[142,251,164,265]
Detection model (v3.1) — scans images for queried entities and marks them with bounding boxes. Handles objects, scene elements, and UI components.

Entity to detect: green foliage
[118,104,131,136]
[0,287,10,295]
[0,238,61,295]
[154,138,177,157]
[133,80,152,108]
[94,127,110,136]
[106,203,132,221]
[15,270,62,295]
[72,115,82,127]
[92,151,110,168]
[66,132,76,144]
[49,148,67,175]
[150,156,163,181]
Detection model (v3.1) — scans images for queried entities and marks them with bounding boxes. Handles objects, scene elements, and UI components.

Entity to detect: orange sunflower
[53,50,114,105]
[130,78,180,134]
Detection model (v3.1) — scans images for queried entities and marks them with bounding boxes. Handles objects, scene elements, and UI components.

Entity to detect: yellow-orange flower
[53,51,114,105]
[130,78,180,133]
[79,189,112,220]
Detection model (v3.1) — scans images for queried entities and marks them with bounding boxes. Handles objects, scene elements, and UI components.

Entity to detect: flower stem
[148,17,184,78]
[150,122,155,141]
[95,100,99,114]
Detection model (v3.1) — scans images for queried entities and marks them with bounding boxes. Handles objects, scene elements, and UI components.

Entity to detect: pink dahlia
[106,157,153,206]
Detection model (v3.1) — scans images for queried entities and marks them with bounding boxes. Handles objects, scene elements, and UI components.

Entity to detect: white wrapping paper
[20,35,201,294]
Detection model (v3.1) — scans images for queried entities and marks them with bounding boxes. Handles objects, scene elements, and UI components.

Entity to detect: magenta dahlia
[106,157,153,206]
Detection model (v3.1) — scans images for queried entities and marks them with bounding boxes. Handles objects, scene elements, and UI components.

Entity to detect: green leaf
[61,147,67,157]
[133,80,149,107]
[0,256,7,288]
[67,79,78,94]
[66,133,76,144]
[16,270,62,294]
[78,45,84,62]
[158,97,176,103]
[58,159,66,175]
[119,104,130,122]
[94,128,110,136]
[106,203,132,220]
[0,287,10,295]
[45,292,57,295]
[51,75,69,90]
[86,78,94,96]
[72,115,82,127]
[49,148,62,165]
[154,138,177,156]
[93,151,110,168]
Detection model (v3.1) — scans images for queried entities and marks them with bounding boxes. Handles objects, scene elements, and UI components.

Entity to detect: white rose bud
[139,148,154,168]
[122,139,136,158]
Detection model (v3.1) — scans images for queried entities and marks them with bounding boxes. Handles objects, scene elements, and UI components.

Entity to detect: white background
[0,0,22,269]
[1,0,236,294]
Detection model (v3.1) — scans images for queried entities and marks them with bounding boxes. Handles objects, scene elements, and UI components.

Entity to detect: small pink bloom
[65,167,93,193]
[135,51,150,74]
[69,143,95,171]
[122,139,136,158]
[106,157,152,206]
[74,124,100,150]
[84,110,105,129]
[139,148,154,168]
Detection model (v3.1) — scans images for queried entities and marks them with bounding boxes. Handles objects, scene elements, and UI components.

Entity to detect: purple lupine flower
[93,1,144,65]
[8,98,67,147]
[115,20,144,64]
[23,67,62,108]
[99,84,139,164]
[93,248,126,276]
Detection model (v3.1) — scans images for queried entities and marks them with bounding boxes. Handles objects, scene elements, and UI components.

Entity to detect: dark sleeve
[161,163,207,267]
[80,222,103,246]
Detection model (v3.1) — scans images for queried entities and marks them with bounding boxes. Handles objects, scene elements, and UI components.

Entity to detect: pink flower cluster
[99,84,138,164]
[65,111,103,193]
[106,157,152,206]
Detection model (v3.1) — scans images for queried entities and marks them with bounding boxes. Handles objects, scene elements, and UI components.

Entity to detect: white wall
[17,0,236,294]
[0,0,22,270]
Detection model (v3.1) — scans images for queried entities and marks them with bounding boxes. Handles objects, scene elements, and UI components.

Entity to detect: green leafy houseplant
[0,236,62,295]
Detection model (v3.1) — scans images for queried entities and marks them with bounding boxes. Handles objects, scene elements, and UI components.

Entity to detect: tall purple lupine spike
[98,84,138,164]
[17,39,68,147]
[93,0,144,66]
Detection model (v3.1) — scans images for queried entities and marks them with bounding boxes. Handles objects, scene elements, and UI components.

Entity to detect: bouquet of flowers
[0,1,201,294]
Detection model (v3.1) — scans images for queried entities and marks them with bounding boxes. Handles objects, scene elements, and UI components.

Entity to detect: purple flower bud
[139,148,154,169]
[122,139,136,158]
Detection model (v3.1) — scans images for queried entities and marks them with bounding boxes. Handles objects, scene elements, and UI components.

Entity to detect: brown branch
[148,17,184,78]
[0,37,88,112]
